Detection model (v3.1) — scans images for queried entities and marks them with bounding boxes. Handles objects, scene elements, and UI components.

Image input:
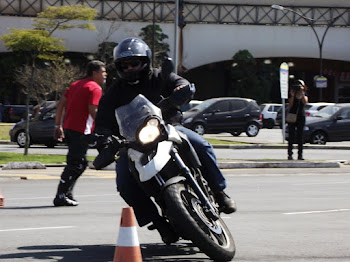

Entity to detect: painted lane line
[283,208,350,215]
[8,193,117,200]
[0,226,76,232]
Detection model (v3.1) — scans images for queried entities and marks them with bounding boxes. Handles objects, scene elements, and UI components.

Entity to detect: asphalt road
[1,168,350,261]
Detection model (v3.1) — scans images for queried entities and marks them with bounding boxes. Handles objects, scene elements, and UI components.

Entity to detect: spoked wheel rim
[246,123,259,136]
[312,132,326,144]
[16,131,27,147]
[180,188,230,248]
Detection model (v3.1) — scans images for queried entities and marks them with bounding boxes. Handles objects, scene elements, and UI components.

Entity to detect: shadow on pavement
[0,242,212,261]
[1,205,54,210]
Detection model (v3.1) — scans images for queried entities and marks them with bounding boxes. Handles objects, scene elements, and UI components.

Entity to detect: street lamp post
[174,0,179,74]
[271,4,343,101]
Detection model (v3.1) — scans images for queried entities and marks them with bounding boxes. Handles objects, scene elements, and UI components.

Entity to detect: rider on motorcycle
[94,37,236,244]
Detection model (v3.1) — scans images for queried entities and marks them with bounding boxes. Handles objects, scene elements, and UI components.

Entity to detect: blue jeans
[116,125,227,226]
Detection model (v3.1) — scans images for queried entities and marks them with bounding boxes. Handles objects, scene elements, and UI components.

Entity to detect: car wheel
[45,141,56,148]
[16,130,29,148]
[231,131,242,136]
[266,119,275,129]
[310,131,327,145]
[193,123,205,136]
[246,123,259,137]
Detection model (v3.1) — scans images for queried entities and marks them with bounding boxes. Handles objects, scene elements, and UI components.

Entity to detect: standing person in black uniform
[94,37,236,244]
[287,79,309,160]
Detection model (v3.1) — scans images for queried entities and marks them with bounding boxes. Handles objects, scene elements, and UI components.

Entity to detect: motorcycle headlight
[138,118,161,145]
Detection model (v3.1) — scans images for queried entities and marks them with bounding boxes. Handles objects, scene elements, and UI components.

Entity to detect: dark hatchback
[182,97,262,136]
[287,103,350,144]
[9,105,59,148]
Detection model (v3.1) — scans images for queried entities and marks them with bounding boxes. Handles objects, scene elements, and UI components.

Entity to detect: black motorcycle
[93,94,235,261]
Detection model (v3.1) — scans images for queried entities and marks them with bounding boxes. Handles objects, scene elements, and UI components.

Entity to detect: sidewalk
[0,142,346,170]
[1,129,348,169]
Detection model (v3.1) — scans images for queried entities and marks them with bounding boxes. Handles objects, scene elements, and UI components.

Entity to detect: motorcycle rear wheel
[164,182,235,261]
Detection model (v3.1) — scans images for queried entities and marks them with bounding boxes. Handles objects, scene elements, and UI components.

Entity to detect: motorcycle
[92,94,235,261]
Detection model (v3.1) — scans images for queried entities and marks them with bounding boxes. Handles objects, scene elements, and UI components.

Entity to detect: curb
[2,140,350,150]
[0,160,344,170]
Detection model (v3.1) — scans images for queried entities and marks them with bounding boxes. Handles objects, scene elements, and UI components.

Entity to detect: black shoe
[53,194,79,206]
[298,156,304,160]
[288,156,293,160]
[215,191,237,214]
[148,218,179,245]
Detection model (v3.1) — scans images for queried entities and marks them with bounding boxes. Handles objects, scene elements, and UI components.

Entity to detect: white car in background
[260,103,282,129]
[304,102,335,116]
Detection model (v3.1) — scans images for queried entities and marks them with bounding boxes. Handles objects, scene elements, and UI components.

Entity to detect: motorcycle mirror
[161,57,174,79]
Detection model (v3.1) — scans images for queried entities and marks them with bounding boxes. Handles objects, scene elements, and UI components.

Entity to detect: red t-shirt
[63,78,102,134]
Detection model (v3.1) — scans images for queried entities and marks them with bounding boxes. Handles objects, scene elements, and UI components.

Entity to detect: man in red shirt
[53,60,106,206]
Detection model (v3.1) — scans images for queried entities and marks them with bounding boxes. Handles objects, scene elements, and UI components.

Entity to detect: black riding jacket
[94,68,189,136]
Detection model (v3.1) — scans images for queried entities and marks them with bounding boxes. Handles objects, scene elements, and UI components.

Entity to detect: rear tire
[163,183,235,261]
[266,119,275,129]
[246,122,259,137]
[193,123,205,136]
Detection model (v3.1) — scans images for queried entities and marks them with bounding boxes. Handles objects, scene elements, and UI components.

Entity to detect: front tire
[231,131,242,136]
[163,183,235,261]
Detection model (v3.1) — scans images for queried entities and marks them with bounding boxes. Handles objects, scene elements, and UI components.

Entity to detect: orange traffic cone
[0,189,4,207]
[113,207,142,262]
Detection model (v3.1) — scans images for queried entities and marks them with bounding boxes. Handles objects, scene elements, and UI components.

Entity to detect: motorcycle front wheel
[163,182,235,261]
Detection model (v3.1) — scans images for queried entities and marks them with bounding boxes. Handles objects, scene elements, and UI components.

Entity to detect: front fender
[163,176,186,190]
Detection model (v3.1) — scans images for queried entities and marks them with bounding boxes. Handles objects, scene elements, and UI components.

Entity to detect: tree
[139,24,170,68]
[230,50,278,104]
[15,61,83,103]
[95,41,118,87]
[0,4,97,155]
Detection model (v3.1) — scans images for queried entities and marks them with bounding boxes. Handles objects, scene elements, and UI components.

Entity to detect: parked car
[276,102,334,128]
[260,103,282,129]
[181,100,203,112]
[304,102,334,116]
[182,97,262,136]
[286,103,350,144]
[10,105,58,148]
[1,105,33,123]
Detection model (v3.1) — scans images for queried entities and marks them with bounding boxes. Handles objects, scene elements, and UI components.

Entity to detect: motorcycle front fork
[169,148,219,221]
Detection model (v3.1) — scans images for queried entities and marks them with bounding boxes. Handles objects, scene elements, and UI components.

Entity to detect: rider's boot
[148,217,179,245]
[215,191,237,214]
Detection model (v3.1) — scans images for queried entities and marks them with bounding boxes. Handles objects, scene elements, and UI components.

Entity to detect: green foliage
[0,29,65,59]
[33,4,97,33]
[96,42,118,85]
[139,24,170,68]
[230,50,279,104]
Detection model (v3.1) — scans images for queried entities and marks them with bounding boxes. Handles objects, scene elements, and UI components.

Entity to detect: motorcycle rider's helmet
[113,38,152,83]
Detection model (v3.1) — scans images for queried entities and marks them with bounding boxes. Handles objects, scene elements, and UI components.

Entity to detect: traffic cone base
[114,246,142,262]
[114,207,142,262]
